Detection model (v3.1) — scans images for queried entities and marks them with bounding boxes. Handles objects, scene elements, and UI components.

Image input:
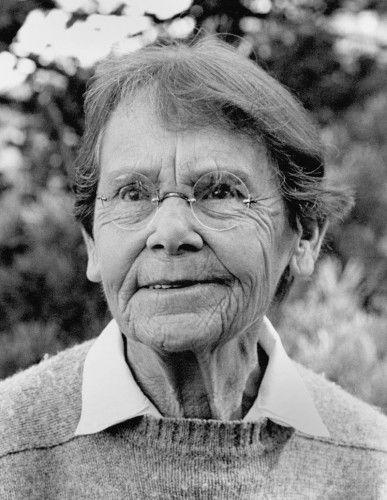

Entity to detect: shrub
[276,257,387,415]
[0,185,109,379]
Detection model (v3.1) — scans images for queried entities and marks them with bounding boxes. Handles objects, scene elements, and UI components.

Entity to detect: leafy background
[1,0,387,413]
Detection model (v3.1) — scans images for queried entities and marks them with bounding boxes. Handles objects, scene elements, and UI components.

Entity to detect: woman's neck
[125,327,265,420]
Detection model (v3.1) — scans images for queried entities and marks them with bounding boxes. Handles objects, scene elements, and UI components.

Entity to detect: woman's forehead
[99,99,275,186]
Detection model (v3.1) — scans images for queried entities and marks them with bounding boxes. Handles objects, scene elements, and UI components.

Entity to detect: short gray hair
[74,36,353,239]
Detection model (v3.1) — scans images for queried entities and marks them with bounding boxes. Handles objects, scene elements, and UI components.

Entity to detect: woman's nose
[146,198,203,255]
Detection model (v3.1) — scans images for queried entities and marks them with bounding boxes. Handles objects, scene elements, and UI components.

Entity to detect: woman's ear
[289,221,328,278]
[81,228,102,283]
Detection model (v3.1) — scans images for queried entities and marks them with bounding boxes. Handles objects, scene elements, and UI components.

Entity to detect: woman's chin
[127,312,225,354]
[123,283,235,353]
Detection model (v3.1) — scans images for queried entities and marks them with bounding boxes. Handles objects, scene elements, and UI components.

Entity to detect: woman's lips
[143,280,223,290]
[148,283,191,289]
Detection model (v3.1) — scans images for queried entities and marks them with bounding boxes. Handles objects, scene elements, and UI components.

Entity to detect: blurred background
[1,0,387,413]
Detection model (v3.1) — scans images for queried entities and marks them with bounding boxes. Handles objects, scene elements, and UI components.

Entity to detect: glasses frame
[96,171,265,232]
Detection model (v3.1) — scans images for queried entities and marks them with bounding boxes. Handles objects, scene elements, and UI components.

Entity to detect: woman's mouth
[148,283,188,289]
[145,280,219,290]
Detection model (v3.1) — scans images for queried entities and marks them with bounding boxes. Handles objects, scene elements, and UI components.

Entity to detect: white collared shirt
[75,317,329,438]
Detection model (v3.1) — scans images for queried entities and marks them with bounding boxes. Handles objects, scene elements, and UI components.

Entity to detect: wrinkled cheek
[97,259,135,322]
[99,278,121,319]
[99,256,124,297]
[94,231,145,311]
[212,229,268,286]
[212,228,283,318]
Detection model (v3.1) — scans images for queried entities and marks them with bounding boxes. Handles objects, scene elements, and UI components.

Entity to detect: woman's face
[86,99,299,355]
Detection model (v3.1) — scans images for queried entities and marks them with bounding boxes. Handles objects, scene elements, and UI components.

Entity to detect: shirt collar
[75,317,329,438]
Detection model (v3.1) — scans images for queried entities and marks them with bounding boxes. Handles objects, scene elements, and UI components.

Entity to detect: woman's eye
[210,182,236,199]
[118,183,146,202]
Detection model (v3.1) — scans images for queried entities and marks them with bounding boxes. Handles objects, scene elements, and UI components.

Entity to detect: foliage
[276,257,387,415]
[324,91,387,313]
[0,175,109,378]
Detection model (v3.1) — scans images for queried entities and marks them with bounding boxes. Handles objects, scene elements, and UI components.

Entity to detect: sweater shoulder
[0,340,93,457]
[296,363,387,452]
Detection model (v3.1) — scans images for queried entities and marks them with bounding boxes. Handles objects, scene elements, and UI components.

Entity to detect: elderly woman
[1,37,387,499]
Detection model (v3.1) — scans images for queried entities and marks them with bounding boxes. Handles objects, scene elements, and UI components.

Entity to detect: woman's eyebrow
[181,159,254,180]
[190,165,264,187]
[102,167,155,184]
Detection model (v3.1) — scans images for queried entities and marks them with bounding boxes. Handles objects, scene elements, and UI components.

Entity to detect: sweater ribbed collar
[75,317,329,438]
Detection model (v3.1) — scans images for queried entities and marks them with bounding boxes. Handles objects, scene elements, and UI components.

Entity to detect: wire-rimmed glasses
[96,170,278,231]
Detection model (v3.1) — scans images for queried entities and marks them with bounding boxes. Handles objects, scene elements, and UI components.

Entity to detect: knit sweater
[1,341,387,499]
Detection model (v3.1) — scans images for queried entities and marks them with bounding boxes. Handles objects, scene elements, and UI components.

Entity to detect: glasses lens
[192,171,249,230]
[110,173,158,230]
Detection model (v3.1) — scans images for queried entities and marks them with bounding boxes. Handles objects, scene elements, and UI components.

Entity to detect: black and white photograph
[0,0,387,498]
